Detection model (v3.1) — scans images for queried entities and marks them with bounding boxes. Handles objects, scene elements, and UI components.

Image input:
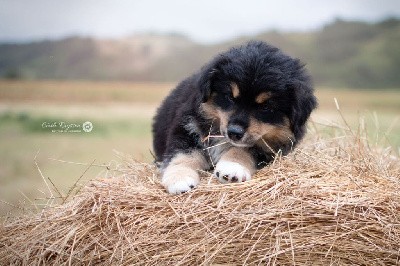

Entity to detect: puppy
[152,41,317,194]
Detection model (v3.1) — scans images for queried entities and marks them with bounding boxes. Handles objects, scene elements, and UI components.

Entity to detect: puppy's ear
[289,80,318,140]
[197,56,229,102]
[198,67,217,103]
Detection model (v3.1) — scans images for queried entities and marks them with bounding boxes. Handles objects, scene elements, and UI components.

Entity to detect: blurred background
[1,0,399,215]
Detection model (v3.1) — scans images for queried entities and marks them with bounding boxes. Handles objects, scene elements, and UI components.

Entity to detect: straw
[1,122,399,265]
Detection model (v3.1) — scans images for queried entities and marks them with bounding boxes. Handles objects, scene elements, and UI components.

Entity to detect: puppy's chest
[184,119,229,165]
[203,138,231,166]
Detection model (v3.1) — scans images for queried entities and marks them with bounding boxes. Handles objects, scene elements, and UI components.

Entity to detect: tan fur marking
[162,166,198,184]
[255,92,272,104]
[248,117,294,146]
[219,147,256,173]
[167,150,209,170]
[200,100,219,120]
[162,151,209,194]
[200,101,232,133]
[231,83,240,98]
[217,110,232,130]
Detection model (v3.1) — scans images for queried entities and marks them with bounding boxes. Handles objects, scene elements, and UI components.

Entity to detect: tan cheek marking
[200,101,232,132]
[217,110,232,130]
[231,82,240,98]
[255,92,272,104]
[220,147,256,173]
[200,101,219,120]
[248,117,294,144]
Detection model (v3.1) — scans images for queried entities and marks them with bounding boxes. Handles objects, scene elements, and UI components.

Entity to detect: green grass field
[0,80,399,216]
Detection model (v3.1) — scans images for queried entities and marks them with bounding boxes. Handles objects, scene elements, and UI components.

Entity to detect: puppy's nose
[227,124,245,141]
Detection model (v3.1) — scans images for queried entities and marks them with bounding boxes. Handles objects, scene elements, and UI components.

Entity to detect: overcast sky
[1,0,399,43]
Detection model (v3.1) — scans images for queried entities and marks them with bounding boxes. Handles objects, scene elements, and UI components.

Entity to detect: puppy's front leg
[162,150,209,194]
[214,147,256,183]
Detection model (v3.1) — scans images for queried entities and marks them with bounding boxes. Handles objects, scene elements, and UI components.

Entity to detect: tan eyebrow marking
[255,92,272,104]
[231,83,240,98]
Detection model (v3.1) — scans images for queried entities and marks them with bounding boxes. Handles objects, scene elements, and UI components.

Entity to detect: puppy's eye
[224,93,234,102]
[260,104,274,113]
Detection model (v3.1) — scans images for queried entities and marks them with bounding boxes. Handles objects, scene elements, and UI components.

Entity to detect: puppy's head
[199,41,317,152]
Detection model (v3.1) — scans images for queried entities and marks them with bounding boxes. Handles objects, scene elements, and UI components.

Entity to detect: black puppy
[153,41,317,194]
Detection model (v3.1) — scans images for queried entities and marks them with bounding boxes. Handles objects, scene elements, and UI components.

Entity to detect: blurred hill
[1,18,399,88]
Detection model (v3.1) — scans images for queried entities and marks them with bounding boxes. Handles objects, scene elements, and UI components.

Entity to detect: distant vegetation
[0,18,399,88]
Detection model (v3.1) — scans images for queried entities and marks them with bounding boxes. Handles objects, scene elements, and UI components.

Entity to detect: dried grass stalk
[1,130,400,265]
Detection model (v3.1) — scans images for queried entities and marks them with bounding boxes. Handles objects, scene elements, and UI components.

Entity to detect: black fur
[153,41,317,169]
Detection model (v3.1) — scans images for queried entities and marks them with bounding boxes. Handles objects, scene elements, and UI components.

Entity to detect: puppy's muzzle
[227,124,245,142]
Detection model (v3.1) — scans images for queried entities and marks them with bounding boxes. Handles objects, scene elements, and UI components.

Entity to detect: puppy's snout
[227,124,245,141]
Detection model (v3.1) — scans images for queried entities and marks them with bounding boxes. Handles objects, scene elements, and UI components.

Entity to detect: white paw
[214,161,251,183]
[162,166,199,194]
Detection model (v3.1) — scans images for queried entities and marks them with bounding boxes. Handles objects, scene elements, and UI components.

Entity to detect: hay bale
[1,133,400,265]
